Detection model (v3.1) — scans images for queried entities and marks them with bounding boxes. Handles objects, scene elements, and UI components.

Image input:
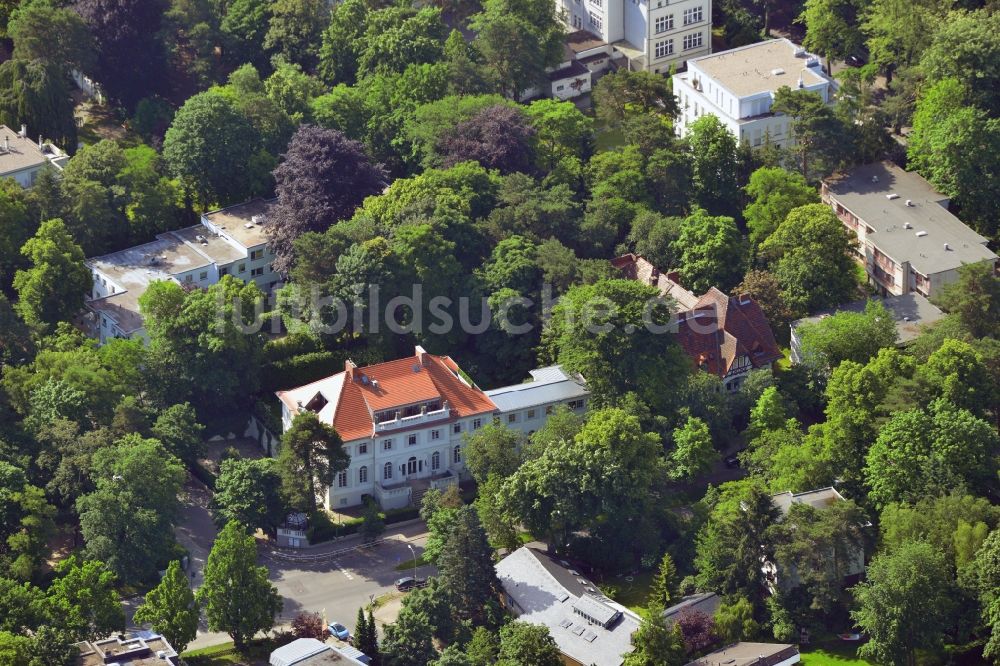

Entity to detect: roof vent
[886,193,899,200]
[943,243,951,251]
[771,68,785,75]
[916,231,928,237]
[244,222,254,229]
[905,199,913,207]
[903,222,912,229]
[872,175,879,183]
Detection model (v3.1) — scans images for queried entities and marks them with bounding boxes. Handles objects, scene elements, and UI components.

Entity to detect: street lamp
[407,544,417,581]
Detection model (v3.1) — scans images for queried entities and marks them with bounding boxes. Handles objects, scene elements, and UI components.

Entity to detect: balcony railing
[374,407,449,432]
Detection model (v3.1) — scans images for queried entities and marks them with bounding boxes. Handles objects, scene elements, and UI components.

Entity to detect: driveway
[165,477,436,651]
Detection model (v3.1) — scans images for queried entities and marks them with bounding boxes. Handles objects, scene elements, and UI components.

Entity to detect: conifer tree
[650,552,678,608]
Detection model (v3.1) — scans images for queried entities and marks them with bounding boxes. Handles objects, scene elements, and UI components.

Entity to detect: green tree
[355,606,380,663]
[759,203,857,315]
[211,457,287,534]
[162,91,263,207]
[795,299,897,370]
[880,493,998,571]
[593,70,680,127]
[470,0,562,100]
[263,0,329,70]
[916,338,994,418]
[714,596,758,643]
[771,500,870,612]
[463,422,523,485]
[45,557,125,643]
[525,98,593,172]
[7,0,95,71]
[77,435,186,584]
[964,531,1000,662]
[851,542,955,666]
[687,115,742,217]
[151,402,204,465]
[220,0,272,69]
[623,603,685,666]
[361,499,386,544]
[198,521,282,649]
[277,411,349,513]
[649,552,678,608]
[133,560,199,653]
[920,9,1000,114]
[437,506,503,629]
[865,400,999,509]
[542,279,689,412]
[497,621,562,666]
[12,219,91,332]
[862,0,944,82]
[672,209,747,293]
[381,600,437,666]
[695,481,781,611]
[799,0,863,72]
[669,417,718,480]
[936,262,1000,339]
[0,59,77,149]
[743,167,818,249]
[771,87,846,181]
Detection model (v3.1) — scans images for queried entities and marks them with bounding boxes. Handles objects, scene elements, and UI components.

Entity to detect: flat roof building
[822,162,997,298]
[672,39,835,148]
[685,642,800,666]
[789,293,946,363]
[0,124,68,187]
[84,199,279,344]
[485,365,589,434]
[74,631,178,666]
[269,639,367,666]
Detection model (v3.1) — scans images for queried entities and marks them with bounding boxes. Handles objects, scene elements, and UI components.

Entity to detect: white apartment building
[85,199,279,344]
[672,38,835,146]
[485,365,589,434]
[277,351,591,511]
[0,124,68,187]
[555,0,711,75]
[822,161,998,298]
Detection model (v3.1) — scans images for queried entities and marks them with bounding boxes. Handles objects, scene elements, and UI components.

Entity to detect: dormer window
[304,392,328,412]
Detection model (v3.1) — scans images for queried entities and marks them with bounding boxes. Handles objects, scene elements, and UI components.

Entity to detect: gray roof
[496,547,641,666]
[0,125,66,176]
[771,487,844,516]
[485,365,589,412]
[685,642,799,666]
[683,39,830,98]
[824,162,997,276]
[663,593,721,625]
[270,639,366,666]
[791,293,945,345]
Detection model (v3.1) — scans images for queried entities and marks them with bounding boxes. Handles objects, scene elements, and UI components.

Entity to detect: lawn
[393,552,431,571]
[800,641,874,666]
[603,570,656,614]
[183,638,286,666]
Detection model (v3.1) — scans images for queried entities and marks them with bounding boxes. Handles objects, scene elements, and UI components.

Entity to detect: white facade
[486,366,590,435]
[672,39,835,147]
[0,125,68,188]
[556,0,711,74]
[85,199,279,344]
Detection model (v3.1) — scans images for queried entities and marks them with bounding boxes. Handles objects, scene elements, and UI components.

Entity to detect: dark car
[395,576,428,591]
[725,449,746,469]
[846,54,867,67]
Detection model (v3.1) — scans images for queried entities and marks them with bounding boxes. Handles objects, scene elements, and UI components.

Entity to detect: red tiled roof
[613,256,782,378]
[277,347,498,442]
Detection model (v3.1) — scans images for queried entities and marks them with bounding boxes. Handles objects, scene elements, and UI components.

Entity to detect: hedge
[261,350,345,393]
[190,461,217,490]
[306,505,422,544]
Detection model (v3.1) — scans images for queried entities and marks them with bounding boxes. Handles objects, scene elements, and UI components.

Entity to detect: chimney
[739,293,751,305]
[666,270,682,284]
[19,124,26,138]
[2,136,7,152]
[345,359,357,382]
[943,243,951,251]
[415,344,428,366]
[38,135,42,149]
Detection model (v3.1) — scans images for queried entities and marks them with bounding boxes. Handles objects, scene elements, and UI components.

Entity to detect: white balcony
[373,406,449,432]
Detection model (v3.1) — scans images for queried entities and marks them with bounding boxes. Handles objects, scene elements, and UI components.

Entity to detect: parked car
[394,576,428,591]
[725,450,745,468]
[328,623,350,641]
[846,54,867,67]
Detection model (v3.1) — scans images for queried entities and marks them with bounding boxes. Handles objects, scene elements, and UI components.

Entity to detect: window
[683,32,703,50]
[358,442,368,455]
[383,462,393,480]
[507,413,517,424]
[453,423,462,434]
[337,471,348,488]
[382,439,393,451]
[545,405,554,415]
[219,267,229,276]
[589,0,602,6]
[199,271,208,281]
[572,14,582,28]
[568,399,586,410]
[359,466,368,484]
[432,451,440,470]
[654,14,673,33]
[431,429,440,440]
[683,6,702,24]
[655,39,674,58]
[238,263,246,273]
[184,275,193,282]
[407,434,417,446]
[251,267,264,277]
[527,409,536,419]
[589,10,602,30]
[407,457,418,475]
[102,318,107,329]
[472,418,482,430]
[250,249,264,260]
[453,446,461,464]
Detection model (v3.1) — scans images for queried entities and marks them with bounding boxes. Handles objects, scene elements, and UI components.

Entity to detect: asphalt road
[137,477,435,651]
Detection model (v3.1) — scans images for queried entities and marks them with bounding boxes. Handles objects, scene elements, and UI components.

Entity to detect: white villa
[672,38,835,147]
[85,199,279,344]
[277,351,591,511]
[0,124,68,187]
[555,0,712,75]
